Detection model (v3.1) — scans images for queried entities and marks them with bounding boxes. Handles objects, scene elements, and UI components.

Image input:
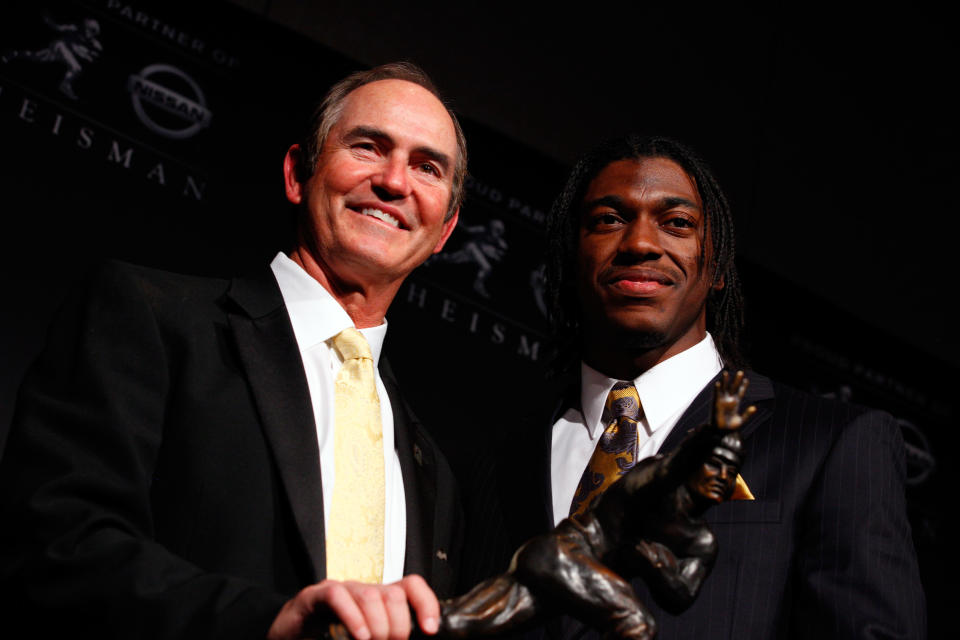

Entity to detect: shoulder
[746,373,904,479]
[89,259,231,305]
[735,368,894,434]
[35,260,261,373]
[77,260,257,331]
[763,375,897,435]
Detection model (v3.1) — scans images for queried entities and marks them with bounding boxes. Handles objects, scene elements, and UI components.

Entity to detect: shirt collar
[580,332,723,439]
[269,252,387,365]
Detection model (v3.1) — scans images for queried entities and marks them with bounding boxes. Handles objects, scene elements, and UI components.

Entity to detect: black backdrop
[1,0,955,635]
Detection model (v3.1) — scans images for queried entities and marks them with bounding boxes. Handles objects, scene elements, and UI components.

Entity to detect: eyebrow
[661,195,701,211]
[343,125,452,173]
[582,195,626,211]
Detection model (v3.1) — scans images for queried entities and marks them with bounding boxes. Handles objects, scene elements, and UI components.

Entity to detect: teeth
[361,208,400,228]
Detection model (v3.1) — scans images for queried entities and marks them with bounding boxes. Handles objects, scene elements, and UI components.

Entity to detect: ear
[712,272,725,291]
[283,144,304,204]
[432,208,460,253]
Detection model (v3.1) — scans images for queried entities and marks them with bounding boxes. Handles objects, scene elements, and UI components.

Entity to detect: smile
[612,279,668,295]
[360,207,401,228]
[606,268,674,296]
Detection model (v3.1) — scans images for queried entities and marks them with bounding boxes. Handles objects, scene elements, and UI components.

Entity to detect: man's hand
[713,370,756,431]
[267,575,440,640]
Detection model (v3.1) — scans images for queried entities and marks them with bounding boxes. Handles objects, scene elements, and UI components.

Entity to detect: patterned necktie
[325,328,385,583]
[570,381,642,517]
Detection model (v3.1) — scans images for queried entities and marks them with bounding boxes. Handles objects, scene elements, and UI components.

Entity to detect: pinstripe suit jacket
[461,370,925,639]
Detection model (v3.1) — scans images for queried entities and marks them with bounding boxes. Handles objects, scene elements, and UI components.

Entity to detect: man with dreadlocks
[457,135,924,639]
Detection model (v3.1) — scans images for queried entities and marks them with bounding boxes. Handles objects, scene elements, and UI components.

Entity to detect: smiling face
[284,79,459,291]
[577,157,720,371]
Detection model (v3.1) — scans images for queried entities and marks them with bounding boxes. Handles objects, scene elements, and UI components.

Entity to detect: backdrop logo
[426,218,507,298]
[1,15,103,101]
[126,63,211,139]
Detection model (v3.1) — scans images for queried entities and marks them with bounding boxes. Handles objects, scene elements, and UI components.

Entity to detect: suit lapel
[224,268,326,581]
[380,359,434,581]
[658,369,776,454]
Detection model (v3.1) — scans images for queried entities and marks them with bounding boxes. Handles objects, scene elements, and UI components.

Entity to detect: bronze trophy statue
[439,371,757,640]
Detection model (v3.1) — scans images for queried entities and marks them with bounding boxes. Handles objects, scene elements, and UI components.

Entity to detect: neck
[582,346,669,380]
[289,247,397,329]
[581,330,705,380]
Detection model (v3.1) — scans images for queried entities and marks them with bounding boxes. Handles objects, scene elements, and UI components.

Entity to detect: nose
[371,155,412,200]
[617,217,663,262]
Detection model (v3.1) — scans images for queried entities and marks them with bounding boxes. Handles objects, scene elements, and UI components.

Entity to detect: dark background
[1,1,954,635]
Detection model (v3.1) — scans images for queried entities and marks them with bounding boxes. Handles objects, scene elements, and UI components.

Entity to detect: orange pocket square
[731,474,755,501]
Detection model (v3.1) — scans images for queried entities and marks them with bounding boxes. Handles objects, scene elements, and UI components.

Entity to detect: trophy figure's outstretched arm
[713,370,756,431]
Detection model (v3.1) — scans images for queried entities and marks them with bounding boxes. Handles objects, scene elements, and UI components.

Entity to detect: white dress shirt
[270,252,406,582]
[550,333,724,525]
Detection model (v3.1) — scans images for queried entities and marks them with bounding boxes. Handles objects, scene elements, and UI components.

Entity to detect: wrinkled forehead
[332,79,458,159]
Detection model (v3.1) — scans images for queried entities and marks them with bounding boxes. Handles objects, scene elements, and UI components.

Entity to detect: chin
[597,319,667,350]
[599,311,668,344]
[346,246,410,274]
[620,330,669,351]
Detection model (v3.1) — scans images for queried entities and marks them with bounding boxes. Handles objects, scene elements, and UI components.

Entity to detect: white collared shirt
[550,333,723,525]
[270,252,406,582]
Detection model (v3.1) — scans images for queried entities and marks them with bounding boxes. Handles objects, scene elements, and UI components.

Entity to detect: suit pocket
[706,499,780,524]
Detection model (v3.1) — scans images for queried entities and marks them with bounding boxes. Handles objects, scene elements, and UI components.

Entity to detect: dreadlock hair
[545,134,746,369]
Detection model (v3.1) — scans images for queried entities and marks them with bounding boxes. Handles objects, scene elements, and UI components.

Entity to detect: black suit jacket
[461,370,925,639]
[0,261,462,640]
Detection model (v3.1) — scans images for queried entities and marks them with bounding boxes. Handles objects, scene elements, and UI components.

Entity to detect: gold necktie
[570,381,642,517]
[326,328,385,583]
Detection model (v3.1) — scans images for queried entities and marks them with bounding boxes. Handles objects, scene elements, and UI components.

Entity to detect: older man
[0,62,465,640]
[463,134,925,639]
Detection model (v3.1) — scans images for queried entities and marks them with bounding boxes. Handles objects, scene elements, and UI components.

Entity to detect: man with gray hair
[0,62,466,640]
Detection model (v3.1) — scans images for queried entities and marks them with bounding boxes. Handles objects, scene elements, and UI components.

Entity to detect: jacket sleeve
[0,263,287,640]
[791,409,926,639]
